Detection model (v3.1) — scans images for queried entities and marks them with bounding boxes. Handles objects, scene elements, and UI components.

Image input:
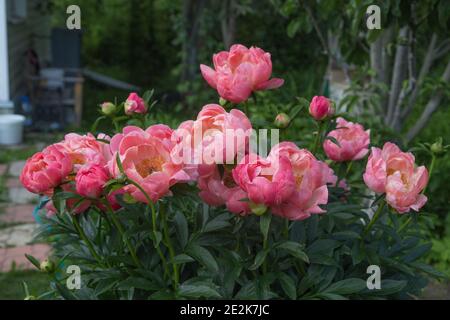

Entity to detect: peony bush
[21,45,442,300]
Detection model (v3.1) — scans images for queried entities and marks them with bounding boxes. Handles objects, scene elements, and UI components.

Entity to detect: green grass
[0,148,37,164]
[0,270,49,300]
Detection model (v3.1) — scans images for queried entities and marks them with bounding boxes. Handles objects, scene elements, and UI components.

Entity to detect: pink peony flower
[232,153,296,207]
[124,92,147,115]
[109,125,190,203]
[45,183,92,216]
[309,96,333,120]
[171,104,252,168]
[20,144,72,194]
[268,142,337,220]
[56,133,110,171]
[198,164,250,215]
[363,142,429,213]
[200,44,284,103]
[75,164,110,198]
[323,117,370,162]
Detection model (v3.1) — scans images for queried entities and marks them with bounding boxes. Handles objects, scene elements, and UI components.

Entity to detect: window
[7,0,27,23]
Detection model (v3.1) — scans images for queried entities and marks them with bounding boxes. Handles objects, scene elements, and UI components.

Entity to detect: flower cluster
[20,44,429,222]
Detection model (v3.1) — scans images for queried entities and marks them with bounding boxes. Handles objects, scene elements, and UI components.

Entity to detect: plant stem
[103,201,143,269]
[160,202,179,290]
[363,200,386,236]
[312,121,323,154]
[423,154,436,194]
[345,161,353,179]
[284,219,289,240]
[398,216,413,233]
[126,178,169,276]
[71,215,105,267]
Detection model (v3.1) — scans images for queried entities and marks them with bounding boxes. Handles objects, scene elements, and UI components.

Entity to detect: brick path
[0,161,51,272]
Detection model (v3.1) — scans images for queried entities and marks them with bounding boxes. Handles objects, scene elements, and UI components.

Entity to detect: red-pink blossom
[200,44,284,103]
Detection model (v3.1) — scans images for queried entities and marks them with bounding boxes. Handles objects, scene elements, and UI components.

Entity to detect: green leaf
[317,292,348,300]
[118,277,159,291]
[24,254,41,270]
[278,272,297,299]
[287,19,301,38]
[332,231,361,240]
[249,250,268,270]
[410,262,447,279]
[260,213,272,241]
[307,239,340,255]
[323,278,366,295]
[186,245,219,273]
[173,254,195,264]
[402,243,432,263]
[178,284,221,298]
[204,213,231,232]
[367,280,407,296]
[152,231,162,247]
[277,241,309,263]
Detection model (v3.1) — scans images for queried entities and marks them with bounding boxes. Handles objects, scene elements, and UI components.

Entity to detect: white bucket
[0,114,26,145]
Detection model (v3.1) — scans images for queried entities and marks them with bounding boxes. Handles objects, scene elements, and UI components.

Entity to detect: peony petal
[255,78,284,90]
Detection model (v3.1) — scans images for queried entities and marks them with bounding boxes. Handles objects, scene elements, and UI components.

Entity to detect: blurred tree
[275,0,450,143]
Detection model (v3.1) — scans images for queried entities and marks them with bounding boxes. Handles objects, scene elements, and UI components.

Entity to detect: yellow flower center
[135,157,164,178]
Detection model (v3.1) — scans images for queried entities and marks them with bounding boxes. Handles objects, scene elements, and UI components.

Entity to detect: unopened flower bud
[40,259,55,273]
[100,102,116,115]
[430,138,444,155]
[274,113,290,129]
[24,295,36,300]
[309,96,333,121]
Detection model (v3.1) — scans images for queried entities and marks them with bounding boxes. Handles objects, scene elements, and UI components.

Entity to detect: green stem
[423,155,436,194]
[160,202,179,290]
[284,219,289,240]
[71,215,105,267]
[345,161,353,179]
[104,201,143,269]
[312,121,324,154]
[126,178,169,276]
[112,118,120,133]
[363,200,385,236]
[262,230,270,275]
[398,216,413,233]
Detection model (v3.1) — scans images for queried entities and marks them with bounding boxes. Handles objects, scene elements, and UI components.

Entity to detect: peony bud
[274,113,290,129]
[100,102,116,115]
[309,96,333,121]
[124,92,147,115]
[40,259,55,273]
[430,138,445,156]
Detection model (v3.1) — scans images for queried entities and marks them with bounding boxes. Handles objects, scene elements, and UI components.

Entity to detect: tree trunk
[405,59,450,142]
[401,33,438,120]
[221,0,237,49]
[181,0,206,84]
[386,26,409,125]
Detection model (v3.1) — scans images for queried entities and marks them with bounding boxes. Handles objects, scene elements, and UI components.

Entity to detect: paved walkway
[0,160,51,272]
